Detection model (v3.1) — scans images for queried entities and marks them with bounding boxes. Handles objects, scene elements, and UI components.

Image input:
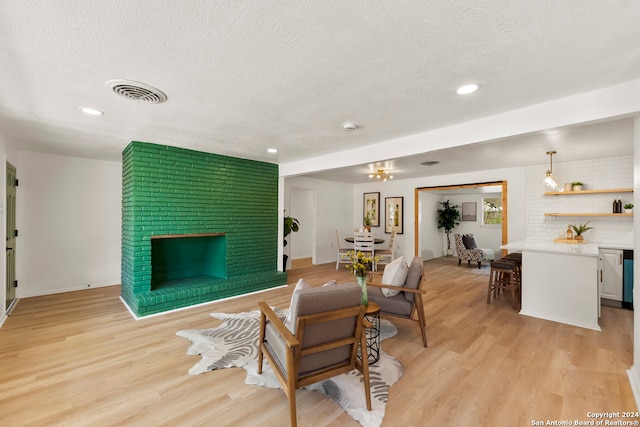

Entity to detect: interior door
[6,162,16,312]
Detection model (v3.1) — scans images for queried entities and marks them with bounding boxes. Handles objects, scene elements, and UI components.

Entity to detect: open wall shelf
[544,187,634,217]
[544,213,633,217]
[544,188,633,196]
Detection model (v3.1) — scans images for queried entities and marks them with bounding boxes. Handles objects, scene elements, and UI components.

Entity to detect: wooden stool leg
[487,270,495,304]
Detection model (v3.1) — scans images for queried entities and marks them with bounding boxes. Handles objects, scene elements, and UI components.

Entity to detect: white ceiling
[1,1,639,180]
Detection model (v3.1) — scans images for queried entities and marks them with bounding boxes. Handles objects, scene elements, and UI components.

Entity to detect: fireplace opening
[151,233,226,290]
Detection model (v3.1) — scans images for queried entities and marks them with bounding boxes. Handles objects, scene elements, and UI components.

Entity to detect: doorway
[289,187,315,266]
[6,162,17,313]
[414,181,508,259]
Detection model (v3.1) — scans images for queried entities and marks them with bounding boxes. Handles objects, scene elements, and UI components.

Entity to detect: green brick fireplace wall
[121,141,286,316]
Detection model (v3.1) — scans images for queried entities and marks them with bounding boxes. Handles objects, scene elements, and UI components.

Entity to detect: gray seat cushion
[366,285,413,317]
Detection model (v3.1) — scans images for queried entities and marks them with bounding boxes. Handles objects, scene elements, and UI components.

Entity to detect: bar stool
[487,258,521,309]
[502,253,522,297]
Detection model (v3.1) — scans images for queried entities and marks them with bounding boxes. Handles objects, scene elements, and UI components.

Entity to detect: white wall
[15,151,121,297]
[284,176,354,265]
[418,191,441,260]
[289,187,314,261]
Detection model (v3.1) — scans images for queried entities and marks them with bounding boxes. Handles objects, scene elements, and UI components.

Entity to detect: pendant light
[544,151,558,189]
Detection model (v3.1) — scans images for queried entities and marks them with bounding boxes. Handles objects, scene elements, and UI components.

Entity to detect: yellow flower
[345,250,379,277]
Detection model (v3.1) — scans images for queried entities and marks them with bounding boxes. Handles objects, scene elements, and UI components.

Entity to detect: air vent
[106,79,167,104]
[421,160,440,166]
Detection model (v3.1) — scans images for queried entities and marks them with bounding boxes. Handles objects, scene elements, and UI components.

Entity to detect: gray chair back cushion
[265,282,362,376]
[404,256,423,302]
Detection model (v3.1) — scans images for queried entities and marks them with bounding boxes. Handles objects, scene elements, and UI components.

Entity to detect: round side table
[359,302,381,365]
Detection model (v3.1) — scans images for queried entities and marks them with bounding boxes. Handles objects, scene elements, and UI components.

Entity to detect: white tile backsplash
[525,155,634,246]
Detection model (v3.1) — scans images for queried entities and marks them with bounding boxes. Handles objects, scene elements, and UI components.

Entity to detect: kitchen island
[500,240,601,331]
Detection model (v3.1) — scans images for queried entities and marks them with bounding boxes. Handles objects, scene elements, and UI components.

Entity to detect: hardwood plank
[0,256,635,426]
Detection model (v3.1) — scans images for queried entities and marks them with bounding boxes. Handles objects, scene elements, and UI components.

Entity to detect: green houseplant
[571,182,583,191]
[569,221,593,241]
[283,215,300,270]
[437,200,461,255]
[624,203,634,213]
[363,214,372,231]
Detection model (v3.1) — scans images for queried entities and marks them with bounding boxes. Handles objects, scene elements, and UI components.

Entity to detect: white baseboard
[17,281,119,298]
[1,298,20,329]
[627,366,640,411]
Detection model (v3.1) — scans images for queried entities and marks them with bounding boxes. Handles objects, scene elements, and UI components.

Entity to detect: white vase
[625,209,633,214]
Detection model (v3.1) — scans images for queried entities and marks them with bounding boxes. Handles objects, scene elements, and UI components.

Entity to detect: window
[482,197,502,225]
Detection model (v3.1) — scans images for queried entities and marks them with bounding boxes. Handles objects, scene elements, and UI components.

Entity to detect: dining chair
[353,231,375,255]
[335,230,351,270]
[375,231,396,268]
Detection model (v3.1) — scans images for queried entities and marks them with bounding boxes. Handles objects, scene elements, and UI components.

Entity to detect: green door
[6,162,16,312]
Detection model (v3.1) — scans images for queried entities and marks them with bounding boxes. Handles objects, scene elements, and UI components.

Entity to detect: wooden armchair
[258,282,371,427]
[366,256,428,347]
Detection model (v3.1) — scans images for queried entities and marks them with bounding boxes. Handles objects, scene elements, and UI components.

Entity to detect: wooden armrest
[366,282,426,294]
[258,301,300,348]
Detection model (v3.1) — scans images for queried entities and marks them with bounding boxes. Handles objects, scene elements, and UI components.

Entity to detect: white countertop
[501,240,600,257]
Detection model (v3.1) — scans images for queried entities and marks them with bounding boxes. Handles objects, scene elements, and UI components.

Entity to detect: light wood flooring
[0,257,636,426]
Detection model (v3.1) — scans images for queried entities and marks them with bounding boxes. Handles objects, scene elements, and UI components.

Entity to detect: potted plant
[437,200,461,255]
[624,203,634,214]
[283,215,300,271]
[569,221,593,241]
[363,215,372,231]
[572,182,583,191]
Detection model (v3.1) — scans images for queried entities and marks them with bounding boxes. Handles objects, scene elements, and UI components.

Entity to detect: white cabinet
[600,249,623,302]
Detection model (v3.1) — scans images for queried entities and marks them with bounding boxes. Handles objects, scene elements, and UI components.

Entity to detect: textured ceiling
[0,1,639,179]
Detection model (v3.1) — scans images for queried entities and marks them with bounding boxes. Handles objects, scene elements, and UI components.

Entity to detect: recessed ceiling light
[456,83,479,95]
[267,148,278,154]
[80,107,103,116]
[343,122,356,131]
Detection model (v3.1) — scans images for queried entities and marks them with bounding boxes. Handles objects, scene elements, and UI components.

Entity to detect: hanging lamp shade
[544,151,558,189]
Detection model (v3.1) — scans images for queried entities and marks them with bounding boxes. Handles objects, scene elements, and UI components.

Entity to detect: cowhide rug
[177,308,404,427]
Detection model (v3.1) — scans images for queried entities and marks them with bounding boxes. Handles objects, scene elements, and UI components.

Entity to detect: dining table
[344,237,385,244]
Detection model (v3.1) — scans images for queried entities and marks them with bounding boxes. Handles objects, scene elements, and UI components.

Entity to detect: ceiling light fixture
[420,160,440,166]
[368,169,394,182]
[456,83,479,95]
[80,107,103,116]
[267,148,278,154]
[544,151,558,189]
[343,122,356,131]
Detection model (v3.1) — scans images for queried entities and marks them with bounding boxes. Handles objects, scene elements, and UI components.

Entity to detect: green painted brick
[121,141,283,317]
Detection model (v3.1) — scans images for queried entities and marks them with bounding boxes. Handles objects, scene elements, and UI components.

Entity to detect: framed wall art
[363,192,380,227]
[461,202,477,221]
[385,196,403,234]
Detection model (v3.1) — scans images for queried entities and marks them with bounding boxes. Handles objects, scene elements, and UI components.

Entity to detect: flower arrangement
[345,250,379,277]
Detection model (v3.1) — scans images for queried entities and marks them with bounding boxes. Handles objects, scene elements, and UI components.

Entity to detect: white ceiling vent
[106,79,167,104]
